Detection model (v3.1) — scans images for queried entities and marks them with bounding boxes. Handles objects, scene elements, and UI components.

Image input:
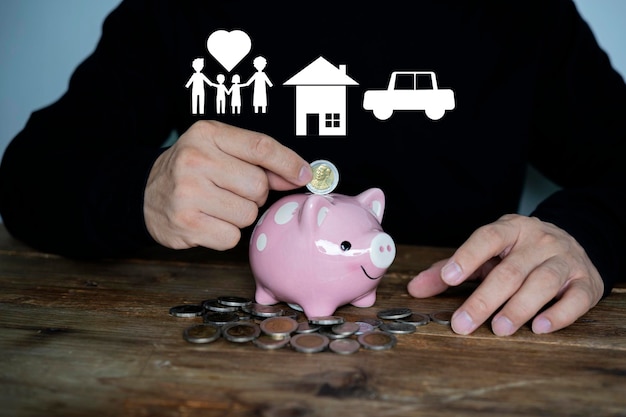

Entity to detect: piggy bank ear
[301,195,333,231]
[356,188,386,223]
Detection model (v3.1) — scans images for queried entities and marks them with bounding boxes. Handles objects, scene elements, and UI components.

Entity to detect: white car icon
[363,71,455,120]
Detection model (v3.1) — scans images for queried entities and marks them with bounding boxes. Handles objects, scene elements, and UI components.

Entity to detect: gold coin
[306,160,339,194]
[183,324,221,344]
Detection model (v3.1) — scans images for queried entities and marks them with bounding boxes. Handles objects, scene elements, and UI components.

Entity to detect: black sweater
[1,0,625,294]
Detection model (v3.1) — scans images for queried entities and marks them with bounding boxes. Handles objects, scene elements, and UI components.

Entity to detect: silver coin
[242,303,285,317]
[380,322,416,334]
[202,299,239,313]
[358,331,397,351]
[169,304,203,318]
[296,321,320,334]
[183,323,221,344]
[377,308,412,320]
[329,338,361,355]
[306,159,339,195]
[287,303,303,312]
[203,311,240,326]
[290,333,330,353]
[357,318,383,328]
[308,315,345,326]
[260,316,299,338]
[331,321,361,336]
[217,295,253,307]
[354,321,376,335]
[222,322,261,343]
[319,327,350,340]
[430,310,454,325]
[397,312,431,327]
[253,334,290,350]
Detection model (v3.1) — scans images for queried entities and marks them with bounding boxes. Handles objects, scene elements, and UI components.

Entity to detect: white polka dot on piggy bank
[249,188,396,318]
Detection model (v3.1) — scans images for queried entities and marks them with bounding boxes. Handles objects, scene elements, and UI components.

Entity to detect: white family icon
[185,29,456,135]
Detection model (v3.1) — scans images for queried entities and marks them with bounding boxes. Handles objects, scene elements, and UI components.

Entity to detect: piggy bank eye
[340,241,352,251]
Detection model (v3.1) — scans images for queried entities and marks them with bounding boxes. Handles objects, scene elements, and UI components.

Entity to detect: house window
[325,113,341,128]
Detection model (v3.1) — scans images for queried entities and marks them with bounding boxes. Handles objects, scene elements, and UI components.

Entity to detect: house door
[306,113,319,136]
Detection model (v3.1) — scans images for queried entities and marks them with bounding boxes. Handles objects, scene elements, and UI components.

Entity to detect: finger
[202,121,313,186]
[532,278,600,334]
[441,215,521,286]
[450,249,537,335]
[491,256,570,336]
[407,259,450,298]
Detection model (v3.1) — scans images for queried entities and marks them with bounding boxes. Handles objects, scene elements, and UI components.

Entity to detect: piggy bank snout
[370,232,396,269]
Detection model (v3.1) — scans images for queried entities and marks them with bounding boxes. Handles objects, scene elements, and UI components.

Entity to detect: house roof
[283,56,359,86]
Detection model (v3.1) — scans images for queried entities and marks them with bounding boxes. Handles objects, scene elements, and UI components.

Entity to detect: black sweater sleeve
[0,0,175,258]
[529,0,626,296]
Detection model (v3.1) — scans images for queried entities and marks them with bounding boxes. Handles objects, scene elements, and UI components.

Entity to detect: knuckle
[213,226,242,251]
[250,133,276,160]
[470,294,493,318]
[238,202,259,228]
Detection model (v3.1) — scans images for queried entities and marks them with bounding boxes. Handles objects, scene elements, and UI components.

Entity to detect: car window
[416,74,433,90]
[394,73,415,90]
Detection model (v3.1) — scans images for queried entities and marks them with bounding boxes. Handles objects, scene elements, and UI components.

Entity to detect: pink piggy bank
[249,188,396,318]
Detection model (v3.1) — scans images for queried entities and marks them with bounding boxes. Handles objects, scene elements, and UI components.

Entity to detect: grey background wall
[1,1,625,222]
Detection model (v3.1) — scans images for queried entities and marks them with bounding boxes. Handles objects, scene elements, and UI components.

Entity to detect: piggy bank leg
[350,291,377,308]
[254,286,280,305]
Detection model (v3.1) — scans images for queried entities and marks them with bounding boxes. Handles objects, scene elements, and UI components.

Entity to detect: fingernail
[451,310,476,335]
[441,261,463,285]
[299,165,312,183]
[492,315,515,336]
[532,316,552,334]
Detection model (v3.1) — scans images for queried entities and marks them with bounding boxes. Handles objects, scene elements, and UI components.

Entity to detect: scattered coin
[397,312,431,327]
[308,315,345,326]
[354,321,376,335]
[183,323,221,344]
[169,304,204,318]
[319,327,351,340]
[377,307,412,320]
[430,310,454,325]
[222,322,261,343]
[253,334,290,350]
[358,318,383,328]
[306,159,339,195]
[296,321,320,334]
[202,299,239,313]
[242,303,285,318]
[380,322,417,334]
[358,331,397,351]
[331,321,361,336]
[329,338,361,355]
[290,333,330,353]
[217,295,253,307]
[260,316,299,338]
[203,311,240,326]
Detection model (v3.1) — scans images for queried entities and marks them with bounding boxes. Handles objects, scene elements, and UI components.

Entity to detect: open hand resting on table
[407,214,604,336]
[143,120,313,251]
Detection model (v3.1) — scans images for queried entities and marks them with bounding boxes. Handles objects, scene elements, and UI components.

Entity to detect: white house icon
[283,56,359,136]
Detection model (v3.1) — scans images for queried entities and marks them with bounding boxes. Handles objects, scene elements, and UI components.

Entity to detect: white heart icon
[206,30,252,72]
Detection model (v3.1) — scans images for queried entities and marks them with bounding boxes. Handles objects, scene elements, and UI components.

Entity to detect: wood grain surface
[0,225,624,417]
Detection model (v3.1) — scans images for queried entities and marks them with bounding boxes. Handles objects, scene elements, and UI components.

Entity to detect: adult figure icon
[246,56,273,113]
[184,58,212,115]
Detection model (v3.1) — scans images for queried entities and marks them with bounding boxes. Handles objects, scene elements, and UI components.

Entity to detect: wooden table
[1,224,624,417]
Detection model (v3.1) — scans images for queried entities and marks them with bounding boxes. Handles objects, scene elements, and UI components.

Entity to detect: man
[1,0,624,337]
